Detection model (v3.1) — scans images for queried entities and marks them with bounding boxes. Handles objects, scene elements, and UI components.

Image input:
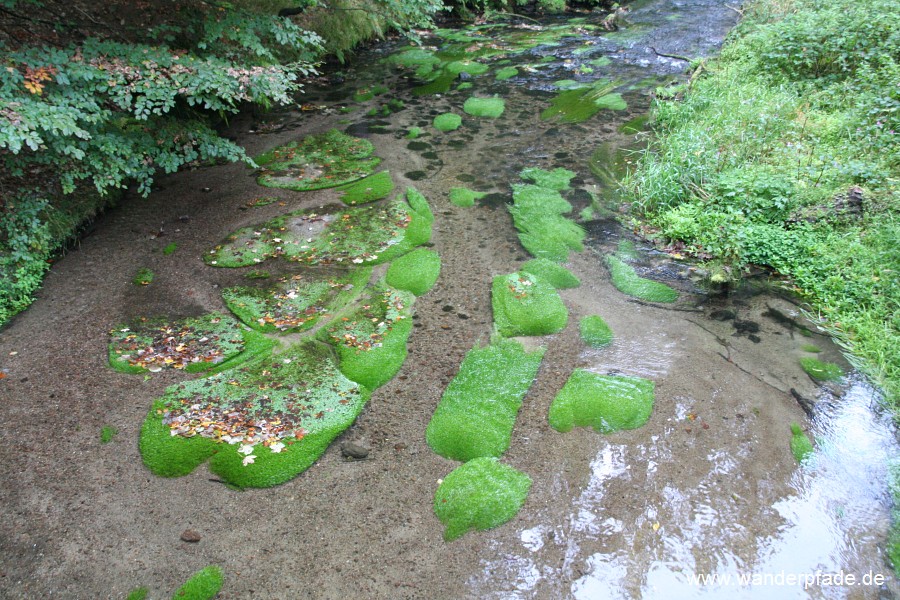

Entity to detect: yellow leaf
[24,80,44,95]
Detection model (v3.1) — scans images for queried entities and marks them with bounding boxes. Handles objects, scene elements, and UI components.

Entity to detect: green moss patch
[133,268,153,286]
[447,60,489,76]
[172,565,224,600]
[162,242,177,256]
[337,171,394,206]
[406,127,422,139]
[100,425,117,444]
[426,339,543,462]
[385,248,441,296]
[541,79,627,124]
[520,258,580,289]
[549,369,654,433]
[463,96,505,118]
[255,129,380,192]
[222,268,371,334]
[519,167,575,191]
[492,272,568,337]
[434,457,532,541]
[206,194,431,268]
[580,315,613,348]
[140,342,370,488]
[790,423,814,463]
[353,84,388,103]
[802,344,822,353]
[495,66,519,80]
[606,255,678,303]
[509,183,584,262]
[449,187,487,207]
[434,113,462,132]
[799,357,843,382]
[109,314,248,374]
[319,286,414,390]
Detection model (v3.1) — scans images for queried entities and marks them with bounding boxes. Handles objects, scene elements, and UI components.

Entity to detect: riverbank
[624,0,899,408]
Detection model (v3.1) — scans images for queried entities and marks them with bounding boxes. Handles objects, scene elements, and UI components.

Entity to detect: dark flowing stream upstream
[1,0,899,598]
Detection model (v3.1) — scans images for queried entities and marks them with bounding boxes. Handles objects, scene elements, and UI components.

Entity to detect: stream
[1,0,899,598]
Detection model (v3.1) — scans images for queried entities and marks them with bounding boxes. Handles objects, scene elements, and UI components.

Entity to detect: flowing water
[2,0,899,598]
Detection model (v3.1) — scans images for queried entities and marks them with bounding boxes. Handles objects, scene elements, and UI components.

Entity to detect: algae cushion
[549,369,654,433]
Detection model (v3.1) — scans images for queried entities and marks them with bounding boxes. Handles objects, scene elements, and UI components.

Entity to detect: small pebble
[180,529,201,543]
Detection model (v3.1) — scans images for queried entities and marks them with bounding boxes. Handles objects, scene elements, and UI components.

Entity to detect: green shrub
[433,457,532,541]
[549,370,654,433]
[426,339,544,461]
[580,315,613,348]
[385,249,441,296]
[492,272,568,337]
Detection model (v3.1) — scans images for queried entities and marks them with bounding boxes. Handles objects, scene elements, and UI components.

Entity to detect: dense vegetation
[625,0,899,405]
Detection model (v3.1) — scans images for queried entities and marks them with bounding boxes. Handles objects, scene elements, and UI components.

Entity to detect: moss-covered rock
[337,171,394,205]
[463,96,505,118]
[256,129,380,192]
[434,113,462,132]
[109,313,255,374]
[206,194,431,268]
[426,339,544,462]
[172,565,224,600]
[790,423,814,463]
[434,457,532,541]
[385,248,441,296]
[140,342,370,488]
[222,268,371,333]
[549,370,654,433]
[520,258,580,289]
[580,315,613,348]
[319,285,415,390]
[492,272,568,337]
[799,357,843,382]
[449,187,487,207]
[606,255,678,303]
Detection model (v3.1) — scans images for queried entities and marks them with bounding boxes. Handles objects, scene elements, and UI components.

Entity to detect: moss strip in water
[495,66,519,80]
[426,339,544,462]
[434,457,532,541]
[319,285,415,390]
[463,96,505,118]
[140,341,370,488]
[520,258,580,289]
[580,315,613,348]
[509,183,584,262]
[385,248,441,296]
[519,167,575,191]
[172,565,224,600]
[790,423,814,463]
[549,369,654,433]
[799,357,843,382]
[337,171,394,205]
[541,79,627,124]
[492,272,568,337]
[434,113,462,132]
[449,187,487,207]
[255,129,380,192]
[606,255,678,303]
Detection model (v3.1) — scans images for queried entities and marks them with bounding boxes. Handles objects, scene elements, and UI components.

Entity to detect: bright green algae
[255,129,380,191]
[172,565,224,600]
[222,267,372,334]
[519,167,575,191]
[492,272,568,337]
[434,457,532,541]
[549,370,654,433]
[205,193,432,268]
[463,96,505,118]
[140,341,370,488]
[426,339,544,462]
[338,171,394,205]
[580,315,613,348]
[385,248,441,296]
[520,258,580,289]
[541,79,627,124]
[606,255,678,303]
[507,172,585,262]
[799,357,843,382]
[790,423,814,463]
[318,285,414,390]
